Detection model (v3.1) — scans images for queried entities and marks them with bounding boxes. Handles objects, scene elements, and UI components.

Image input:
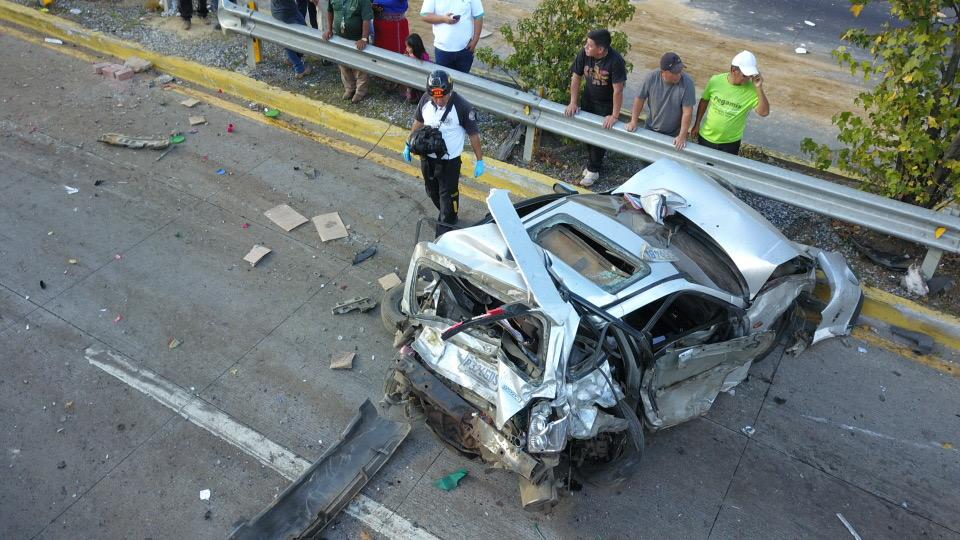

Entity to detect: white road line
[801,414,958,454]
[85,347,437,540]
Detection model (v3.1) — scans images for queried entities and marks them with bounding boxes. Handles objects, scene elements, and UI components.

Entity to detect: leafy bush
[801,0,960,208]
[474,0,635,103]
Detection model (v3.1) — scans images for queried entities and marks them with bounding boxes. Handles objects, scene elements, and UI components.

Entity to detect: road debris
[216,168,227,175]
[330,351,355,370]
[900,263,929,296]
[241,223,250,229]
[168,338,182,349]
[302,167,318,180]
[228,400,410,539]
[857,346,867,353]
[170,134,186,144]
[434,468,468,491]
[39,280,46,289]
[151,74,174,86]
[98,133,170,150]
[243,245,272,267]
[180,97,201,108]
[264,204,309,232]
[64,400,74,412]
[890,326,934,355]
[850,238,911,271]
[836,513,862,540]
[332,296,376,314]
[123,56,152,73]
[44,37,64,45]
[113,315,124,324]
[200,489,211,501]
[63,185,79,194]
[57,460,67,469]
[312,212,348,241]
[352,246,377,265]
[378,272,402,290]
[67,258,78,265]
[795,46,808,54]
[188,115,207,126]
[741,426,756,436]
[227,123,235,133]
[804,20,816,26]
[263,108,280,118]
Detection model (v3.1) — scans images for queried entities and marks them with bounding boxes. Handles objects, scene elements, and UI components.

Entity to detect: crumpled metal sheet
[228,400,410,540]
[474,417,539,479]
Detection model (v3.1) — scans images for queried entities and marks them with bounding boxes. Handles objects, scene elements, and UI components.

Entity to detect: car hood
[614,159,802,299]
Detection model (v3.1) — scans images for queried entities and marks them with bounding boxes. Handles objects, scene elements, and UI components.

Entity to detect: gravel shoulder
[15,0,958,317]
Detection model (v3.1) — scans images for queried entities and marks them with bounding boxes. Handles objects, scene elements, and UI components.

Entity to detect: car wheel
[380,284,406,333]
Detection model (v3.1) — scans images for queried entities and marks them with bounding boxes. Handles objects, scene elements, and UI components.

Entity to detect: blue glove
[403,143,412,163]
[474,159,486,178]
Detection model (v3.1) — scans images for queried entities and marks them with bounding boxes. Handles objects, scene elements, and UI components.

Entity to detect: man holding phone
[420,0,484,73]
[691,50,770,155]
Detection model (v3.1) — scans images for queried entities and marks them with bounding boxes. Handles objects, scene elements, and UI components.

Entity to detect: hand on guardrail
[674,133,687,151]
[403,143,412,163]
[564,103,579,117]
[322,30,332,41]
[602,114,617,129]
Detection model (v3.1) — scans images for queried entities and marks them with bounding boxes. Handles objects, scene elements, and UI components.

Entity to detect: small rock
[57,461,66,469]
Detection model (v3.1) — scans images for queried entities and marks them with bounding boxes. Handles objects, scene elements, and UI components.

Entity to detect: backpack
[409,99,454,157]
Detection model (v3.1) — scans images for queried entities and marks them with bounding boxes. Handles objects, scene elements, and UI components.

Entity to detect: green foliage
[802,0,960,208]
[474,0,635,103]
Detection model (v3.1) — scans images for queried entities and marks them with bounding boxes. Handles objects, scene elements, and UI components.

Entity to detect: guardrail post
[521,87,543,163]
[921,248,943,279]
[246,1,262,68]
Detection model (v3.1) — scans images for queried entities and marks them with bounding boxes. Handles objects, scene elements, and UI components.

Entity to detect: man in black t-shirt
[564,29,627,187]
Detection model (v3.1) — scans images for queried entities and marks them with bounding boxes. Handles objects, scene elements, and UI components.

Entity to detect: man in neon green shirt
[691,50,770,155]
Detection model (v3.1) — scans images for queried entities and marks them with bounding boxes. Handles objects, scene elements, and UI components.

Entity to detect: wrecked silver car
[383,159,862,509]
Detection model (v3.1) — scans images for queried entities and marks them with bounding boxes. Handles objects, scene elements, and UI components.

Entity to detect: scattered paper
[199,489,211,501]
[180,98,201,108]
[795,47,808,54]
[741,425,755,436]
[44,37,64,45]
[188,115,207,126]
[243,245,272,267]
[312,212,348,241]
[69,8,82,14]
[857,346,867,353]
[804,20,816,26]
[64,185,79,194]
[378,273,403,290]
[330,351,355,370]
[168,338,182,349]
[265,204,309,232]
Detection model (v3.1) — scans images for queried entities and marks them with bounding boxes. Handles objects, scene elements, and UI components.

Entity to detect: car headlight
[527,401,569,453]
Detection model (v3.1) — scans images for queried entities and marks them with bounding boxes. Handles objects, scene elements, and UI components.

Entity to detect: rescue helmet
[427,70,453,98]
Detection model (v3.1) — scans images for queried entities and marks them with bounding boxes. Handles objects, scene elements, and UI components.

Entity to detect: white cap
[731,50,759,76]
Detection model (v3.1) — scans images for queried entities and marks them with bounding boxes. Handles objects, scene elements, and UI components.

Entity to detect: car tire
[381,284,407,333]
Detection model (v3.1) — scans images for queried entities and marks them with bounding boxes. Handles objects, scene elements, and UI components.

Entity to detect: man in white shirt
[403,70,486,235]
[420,0,484,73]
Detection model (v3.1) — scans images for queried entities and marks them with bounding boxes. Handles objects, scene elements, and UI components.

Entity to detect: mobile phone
[452,14,461,21]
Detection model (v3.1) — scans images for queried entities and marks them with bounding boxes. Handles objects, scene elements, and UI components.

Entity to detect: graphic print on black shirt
[570,48,627,105]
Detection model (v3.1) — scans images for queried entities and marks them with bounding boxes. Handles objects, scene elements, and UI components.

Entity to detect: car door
[629,291,775,429]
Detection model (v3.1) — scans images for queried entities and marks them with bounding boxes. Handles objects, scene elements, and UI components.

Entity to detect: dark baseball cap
[660,52,684,73]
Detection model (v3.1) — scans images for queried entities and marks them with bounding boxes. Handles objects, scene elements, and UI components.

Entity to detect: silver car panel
[614,159,802,299]
[809,248,863,344]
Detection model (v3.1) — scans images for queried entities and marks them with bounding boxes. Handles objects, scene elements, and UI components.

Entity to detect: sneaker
[580,170,599,187]
[182,19,192,30]
[341,90,355,100]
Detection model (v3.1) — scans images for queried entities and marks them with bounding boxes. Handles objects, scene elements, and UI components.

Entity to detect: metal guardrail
[218,0,960,261]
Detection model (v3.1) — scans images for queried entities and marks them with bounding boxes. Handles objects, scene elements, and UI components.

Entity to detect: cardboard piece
[265,204,309,232]
[243,245,271,267]
[312,212,348,242]
[188,115,207,126]
[330,351,355,370]
[378,273,403,290]
[180,98,201,108]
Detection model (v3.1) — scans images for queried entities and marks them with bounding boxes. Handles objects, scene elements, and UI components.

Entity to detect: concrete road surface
[1,25,958,540]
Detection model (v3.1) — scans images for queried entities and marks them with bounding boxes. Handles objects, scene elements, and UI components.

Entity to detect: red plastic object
[227,123,235,133]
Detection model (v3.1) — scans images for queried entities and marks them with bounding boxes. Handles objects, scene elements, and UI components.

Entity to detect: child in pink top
[405,33,430,103]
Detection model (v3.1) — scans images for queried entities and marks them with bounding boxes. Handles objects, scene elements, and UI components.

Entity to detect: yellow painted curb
[0,0,562,199]
[4,0,960,356]
[861,286,960,352]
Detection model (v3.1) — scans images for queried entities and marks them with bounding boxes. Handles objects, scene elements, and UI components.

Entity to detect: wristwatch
[360,37,368,42]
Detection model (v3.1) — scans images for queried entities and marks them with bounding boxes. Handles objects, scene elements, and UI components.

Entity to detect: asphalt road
[1,26,959,540]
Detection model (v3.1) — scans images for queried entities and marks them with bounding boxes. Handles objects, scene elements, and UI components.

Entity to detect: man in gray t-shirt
[627,52,696,150]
